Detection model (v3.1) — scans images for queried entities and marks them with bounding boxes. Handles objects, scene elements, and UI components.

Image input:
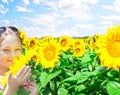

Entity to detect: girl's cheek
[0,55,6,63]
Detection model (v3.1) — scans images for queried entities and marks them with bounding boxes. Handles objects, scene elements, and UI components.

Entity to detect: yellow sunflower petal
[97,25,120,71]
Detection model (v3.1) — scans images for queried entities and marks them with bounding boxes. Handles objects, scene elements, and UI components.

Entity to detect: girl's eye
[3,49,10,53]
[15,48,22,52]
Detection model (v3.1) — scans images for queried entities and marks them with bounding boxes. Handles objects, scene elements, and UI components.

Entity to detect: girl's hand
[26,82,38,95]
[6,65,31,93]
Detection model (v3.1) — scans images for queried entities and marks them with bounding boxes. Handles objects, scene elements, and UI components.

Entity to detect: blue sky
[0,0,120,38]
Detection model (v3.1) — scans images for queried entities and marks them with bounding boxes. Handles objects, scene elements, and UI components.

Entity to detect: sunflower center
[30,40,35,48]
[108,40,120,57]
[44,46,55,61]
[61,40,67,47]
[76,48,80,53]
[75,42,80,46]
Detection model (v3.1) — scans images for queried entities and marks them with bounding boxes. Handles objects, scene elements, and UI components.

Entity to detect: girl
[0,26,38,95]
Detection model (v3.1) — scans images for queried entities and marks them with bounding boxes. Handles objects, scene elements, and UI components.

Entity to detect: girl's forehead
[0,35,21,47]
[3,35,19,41]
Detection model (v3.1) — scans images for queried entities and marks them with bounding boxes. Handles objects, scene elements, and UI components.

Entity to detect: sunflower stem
[54,77,58,95]
[119,67,120,83]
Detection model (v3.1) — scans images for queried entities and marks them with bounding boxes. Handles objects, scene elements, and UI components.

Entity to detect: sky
[0,0,120,38]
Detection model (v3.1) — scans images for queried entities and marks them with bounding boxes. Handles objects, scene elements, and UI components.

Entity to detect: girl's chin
[4,67,9,71]
[6,62,13,66]
[0,68,9,76]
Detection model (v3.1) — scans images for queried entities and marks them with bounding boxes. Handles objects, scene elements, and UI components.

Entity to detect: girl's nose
[9,50,16,57]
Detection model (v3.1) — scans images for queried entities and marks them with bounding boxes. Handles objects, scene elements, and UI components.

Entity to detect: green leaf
[75,84,86,92]
[62,72,91,83]
[16,86,29,95]
[80,54,91,64]
[76,72,91,84]
[107,69,118,78]
[93,66,108,77]
[0,90,4,95]
[58,88,68,95]
[40,70,61,87]
[106,81,120,95]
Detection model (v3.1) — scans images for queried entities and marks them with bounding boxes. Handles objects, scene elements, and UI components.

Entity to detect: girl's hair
[0,26,21,44]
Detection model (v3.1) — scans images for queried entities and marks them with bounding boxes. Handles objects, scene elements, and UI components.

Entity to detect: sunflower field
[0,25,120,95]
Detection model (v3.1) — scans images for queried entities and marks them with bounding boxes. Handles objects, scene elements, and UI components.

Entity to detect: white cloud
[113,0,120,12]
[2,0,14,4]
[23,0,30,5]
[73,23,96,37]
[23,26,59,38]
[59,0,98,10]
[33,0,43,4]
[24,13,59,26]
[0,9,8,14]
[98,15,120,21]
[101,0,120,13]
[23,27,42,37]
[16,6,32,12]
[58,28,79,37]
[58,0,92,20]
[21,0,98,37]
[83,0,98,5]
[23,13,61,37]
[75,23,95,30]
[101,5,114,10]
[0,4,4,9]
[100,20,113,25]
[63,10,92,20]
[12,19,22,27]
[22,26,79,38]
[2,0,9,4]
[0,20,9,25]
[0,4,9,14]
[59,0,90,11]
[96,25,114,35]
[43,1,58,11]
[41,0,94,21]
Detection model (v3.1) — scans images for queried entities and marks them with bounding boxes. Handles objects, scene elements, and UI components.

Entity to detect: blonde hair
[0,27,21,45]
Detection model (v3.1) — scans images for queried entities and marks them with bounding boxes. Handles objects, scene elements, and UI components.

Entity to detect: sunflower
[0,55,26,87]
[97,25,120,70]
[42,36,54,42]
[70,45,86,57]
[8,56,26,76]
[85,36,94,50]
[32,53,41,65]
[29,37,39,50]
[19,29,29,49]
[74,38,84,47]
[39,39,60,68]
[58,36,73,51]
[93,34,101,42]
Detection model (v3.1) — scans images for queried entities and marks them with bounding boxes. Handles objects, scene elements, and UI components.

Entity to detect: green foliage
[27,49,113,95]
[15,86,30,95]
[29,49,120,95]
[40,70,61,87]
[0,90,4,95]
[106,81,120,95]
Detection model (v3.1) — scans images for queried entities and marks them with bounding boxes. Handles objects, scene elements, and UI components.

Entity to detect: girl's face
[0,35,22,73]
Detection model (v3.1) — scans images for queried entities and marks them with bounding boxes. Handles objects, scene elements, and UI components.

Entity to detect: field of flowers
[0,25,120,95]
